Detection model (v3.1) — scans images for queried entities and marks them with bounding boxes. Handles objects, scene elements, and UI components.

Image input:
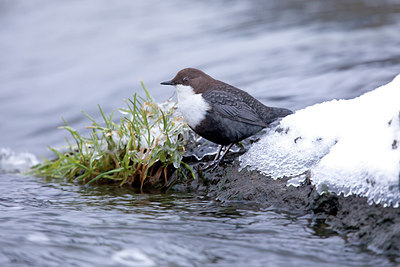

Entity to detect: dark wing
[202,90,268,127]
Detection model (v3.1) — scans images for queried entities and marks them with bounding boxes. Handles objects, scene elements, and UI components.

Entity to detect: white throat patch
[175,84,210,128]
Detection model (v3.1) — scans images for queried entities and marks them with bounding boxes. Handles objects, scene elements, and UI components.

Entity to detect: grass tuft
[29,83,194,191]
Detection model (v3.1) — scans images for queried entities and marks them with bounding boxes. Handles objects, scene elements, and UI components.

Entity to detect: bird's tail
[263,107,293,124]
[275,107,293,117]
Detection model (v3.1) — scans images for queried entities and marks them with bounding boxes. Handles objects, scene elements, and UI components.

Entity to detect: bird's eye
[183,77,189,82]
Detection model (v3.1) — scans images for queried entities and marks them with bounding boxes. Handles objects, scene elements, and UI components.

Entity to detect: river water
[1,0,400,266]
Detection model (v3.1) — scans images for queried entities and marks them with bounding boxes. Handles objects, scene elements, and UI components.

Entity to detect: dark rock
[171,158,400,259]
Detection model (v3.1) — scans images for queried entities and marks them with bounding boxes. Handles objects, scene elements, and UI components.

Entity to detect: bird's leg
[200,145,224,170]
[210,143,234,170]
[201,143,234,171]
[213,145,224,162]
[218,143,234,163]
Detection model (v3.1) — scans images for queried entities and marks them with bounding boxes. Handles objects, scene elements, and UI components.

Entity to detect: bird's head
[161,68,214,94]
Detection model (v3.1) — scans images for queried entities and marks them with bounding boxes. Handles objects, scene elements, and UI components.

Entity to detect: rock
[172,159,400,258]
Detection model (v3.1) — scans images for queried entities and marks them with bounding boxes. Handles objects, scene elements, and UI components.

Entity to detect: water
[0,175,392,266]
[1,0,400,265]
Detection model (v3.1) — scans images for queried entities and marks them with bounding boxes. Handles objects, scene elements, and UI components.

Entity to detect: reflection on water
[0,175,393,266]
[0,0,400,265]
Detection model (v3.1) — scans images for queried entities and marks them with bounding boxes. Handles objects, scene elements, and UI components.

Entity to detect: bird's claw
[199,161,218,171]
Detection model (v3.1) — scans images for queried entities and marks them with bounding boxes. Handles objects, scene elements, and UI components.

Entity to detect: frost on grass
[30,84,193,190]
[241,75,400,207]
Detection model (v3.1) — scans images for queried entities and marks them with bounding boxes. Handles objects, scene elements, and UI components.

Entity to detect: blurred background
[1,2,400,265]
[1,0,400,156]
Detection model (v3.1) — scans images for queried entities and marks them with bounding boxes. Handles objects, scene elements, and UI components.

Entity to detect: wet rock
[326,195,400,258]
[172,158,400,259]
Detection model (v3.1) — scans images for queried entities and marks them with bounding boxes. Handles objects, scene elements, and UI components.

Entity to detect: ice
[240,75,400,207]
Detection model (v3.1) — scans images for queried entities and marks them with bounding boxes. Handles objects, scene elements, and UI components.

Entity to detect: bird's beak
[160,80,176,86]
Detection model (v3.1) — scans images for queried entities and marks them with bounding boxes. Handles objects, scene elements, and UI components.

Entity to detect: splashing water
[0,148,39,174]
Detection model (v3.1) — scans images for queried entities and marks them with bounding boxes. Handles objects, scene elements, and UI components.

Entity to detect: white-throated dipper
[161,68,292,168]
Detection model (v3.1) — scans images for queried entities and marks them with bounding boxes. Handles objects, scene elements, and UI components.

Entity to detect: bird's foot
[199,143,234,171]
[199,159,221,171]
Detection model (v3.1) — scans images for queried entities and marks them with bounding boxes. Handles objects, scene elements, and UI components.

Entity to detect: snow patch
[240,75,400,207]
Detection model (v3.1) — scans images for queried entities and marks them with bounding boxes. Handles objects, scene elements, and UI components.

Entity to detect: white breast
[175,84,210,128]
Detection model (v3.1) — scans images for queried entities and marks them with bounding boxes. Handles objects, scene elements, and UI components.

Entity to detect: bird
[161,68,292,169]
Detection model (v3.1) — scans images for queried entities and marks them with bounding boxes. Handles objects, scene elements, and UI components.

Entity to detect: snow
[240,75,400,207]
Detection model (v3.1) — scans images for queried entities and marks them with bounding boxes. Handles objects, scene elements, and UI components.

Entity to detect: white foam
[26,232,50,243]
[0,148,39,173]
[240,75,400,207]
[112,248,155,267]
